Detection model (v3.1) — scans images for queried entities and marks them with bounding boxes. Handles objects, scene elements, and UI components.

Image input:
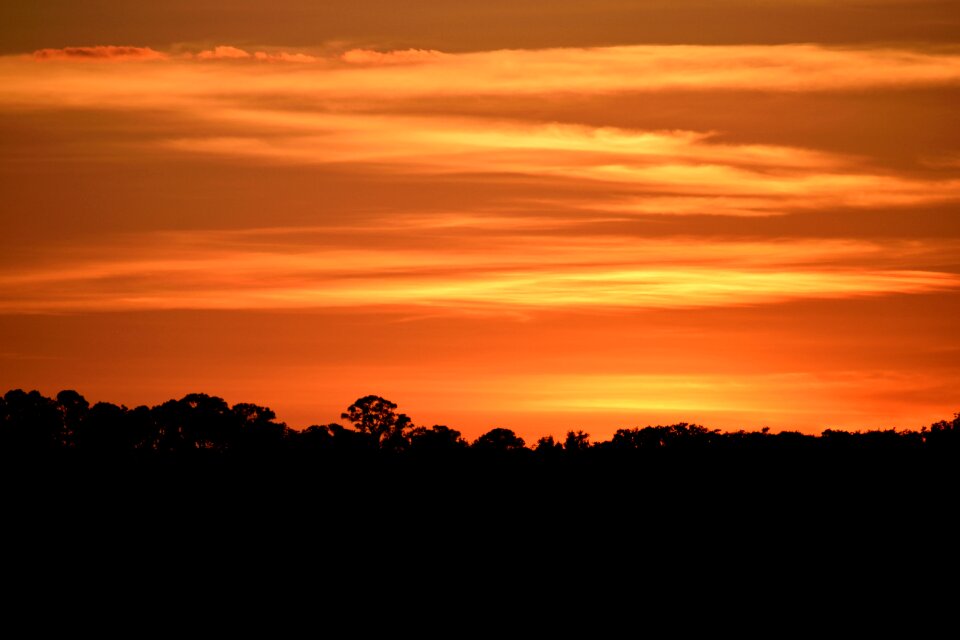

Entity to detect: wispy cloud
[194,45,251,60]
[6,44,960,221]
[32,45,168,61]
[186,45,322,63]
[163,113,960,216]
[2,231,955,313]
[3,42,959,313]
[11,44,960,103]
[341,48,447,65]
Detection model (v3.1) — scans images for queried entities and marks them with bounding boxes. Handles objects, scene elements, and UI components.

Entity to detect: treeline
[2,388,958,458]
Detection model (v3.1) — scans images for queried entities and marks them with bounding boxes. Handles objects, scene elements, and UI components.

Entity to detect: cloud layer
[2,40,959,435]
[3,42,959,315]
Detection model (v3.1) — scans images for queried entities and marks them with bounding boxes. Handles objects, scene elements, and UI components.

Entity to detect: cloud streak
[341,48,447,65]
[32,45,167,61]
[6,44,960,221]
[2,231,956,313]
[11,44,960,102]
[162,113,960,217]
[4,43,960,311]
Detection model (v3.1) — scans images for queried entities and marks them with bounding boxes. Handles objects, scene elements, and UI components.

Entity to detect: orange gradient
[1,10,959,440]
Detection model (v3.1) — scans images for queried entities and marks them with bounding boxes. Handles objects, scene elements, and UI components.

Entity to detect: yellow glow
[1,232,956,313]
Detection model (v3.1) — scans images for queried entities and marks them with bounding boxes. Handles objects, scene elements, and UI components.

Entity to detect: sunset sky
[2,2,959,440]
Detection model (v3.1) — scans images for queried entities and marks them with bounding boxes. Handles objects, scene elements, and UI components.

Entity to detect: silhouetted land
[4,388,958,458]
[3,388,956,589]
[3,389,957,488]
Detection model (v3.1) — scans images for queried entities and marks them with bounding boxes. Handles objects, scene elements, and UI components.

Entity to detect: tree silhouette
[563,430,591,452]
[232,402,289,452]
[79,401,132,452]
[472,428,526,452]
[297,422,376,453]
[926,412,960,449]
[606,423,718,451]
[408,425,468,454]
[340,395,412,450]
[153,393,235,452]
[535,435,563,454]
[56,389,89,448]
[1,386,959,473]
[1,389,64,451]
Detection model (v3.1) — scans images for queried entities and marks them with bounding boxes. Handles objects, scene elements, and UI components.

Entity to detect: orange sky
[2,2,958,440]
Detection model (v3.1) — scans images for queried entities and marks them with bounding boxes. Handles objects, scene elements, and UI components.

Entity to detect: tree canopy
[1,388,957,462]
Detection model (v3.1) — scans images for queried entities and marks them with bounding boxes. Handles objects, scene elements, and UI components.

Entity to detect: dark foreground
[3,389,957,592]
[3,449,956,626]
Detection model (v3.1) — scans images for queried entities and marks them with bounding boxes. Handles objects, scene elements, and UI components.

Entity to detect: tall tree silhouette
[340,395,412,450]
[56,389,89,448]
